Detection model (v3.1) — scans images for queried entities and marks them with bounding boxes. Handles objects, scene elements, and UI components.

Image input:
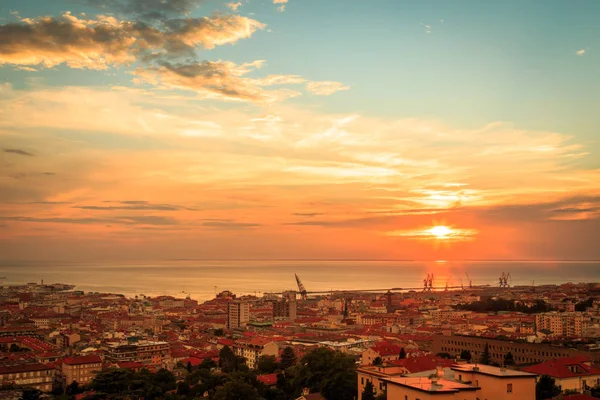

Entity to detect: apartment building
[272,295,297,321]
[0,363,55,392]
[384,376,477,400]
[104,340,170,369]
[432,335,600,365]
[232,337,278,369]
[451,363,536,400]
[536,312,584,337]
[62,355,102,386]
[227,301,250,330]
[523,356,600,394]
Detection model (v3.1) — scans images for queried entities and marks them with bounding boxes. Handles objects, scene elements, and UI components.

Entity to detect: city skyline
[1,0,600,261]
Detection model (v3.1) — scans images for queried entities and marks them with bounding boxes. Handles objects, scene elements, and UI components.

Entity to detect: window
[361,377,364,384]
[507,383,513,393]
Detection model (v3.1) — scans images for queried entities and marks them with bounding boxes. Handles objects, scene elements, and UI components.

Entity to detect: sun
[428,225,453,239]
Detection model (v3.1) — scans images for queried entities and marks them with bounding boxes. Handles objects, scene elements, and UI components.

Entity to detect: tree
[219,345,240,373]
[292,347,357,400]
[536,375,561,400]
[362,380,376,400]
[480,343,491,365]
[214,328,224,336]
[186,360,193,373]
[279,346,297,370]
[460,350,472,361]
[257,355,278,374]
[399,348,407,359]
[504,352,515,366]
[21,389,42,400]
[213,379,260,400]
[372,357,383,366]
[66,381,84,396]
[436,352,451,359]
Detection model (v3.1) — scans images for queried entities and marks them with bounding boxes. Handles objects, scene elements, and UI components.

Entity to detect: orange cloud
[0,12,264,69]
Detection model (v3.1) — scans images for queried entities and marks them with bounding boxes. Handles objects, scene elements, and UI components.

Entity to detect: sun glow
[428,225,453,239]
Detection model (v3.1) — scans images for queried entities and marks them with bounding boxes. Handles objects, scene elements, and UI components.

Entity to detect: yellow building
[0,363,55,392]
[62,354,102,386]
[523,356,600,394]
[385,376,477,400]
[451,364,537,400]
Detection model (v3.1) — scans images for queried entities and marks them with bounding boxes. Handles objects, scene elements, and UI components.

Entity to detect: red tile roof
[522,357,600,379]
[63,355,102,365]
[257,373,278,386]
[391,355,455,373]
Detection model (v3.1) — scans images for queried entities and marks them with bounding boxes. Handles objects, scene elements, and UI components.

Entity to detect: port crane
[295,273,308,300]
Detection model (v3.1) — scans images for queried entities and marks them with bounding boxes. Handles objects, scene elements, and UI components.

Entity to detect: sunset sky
[1,0,599,261]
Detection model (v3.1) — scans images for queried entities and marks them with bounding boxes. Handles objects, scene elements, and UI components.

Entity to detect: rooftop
[384,377,477,393]
[451,363,537,378]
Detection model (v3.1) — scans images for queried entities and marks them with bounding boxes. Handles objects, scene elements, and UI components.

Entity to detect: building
[0,363,55,392]
[451,363,537,400]
[272,294,297,321]
[432,335,600,365]
[523,356,600,394]
[232,337,278,369]
[384,376,478,400]
[227,301,250,330]
[536,312,584,337]
[104,341,170,369]
[62,355,102,386]
[361,342,401,365]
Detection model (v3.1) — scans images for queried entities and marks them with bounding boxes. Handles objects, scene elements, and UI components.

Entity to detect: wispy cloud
[226,2,242,11]
[4,149,35,156]
[305,81,350,96]
[576,49,586,56]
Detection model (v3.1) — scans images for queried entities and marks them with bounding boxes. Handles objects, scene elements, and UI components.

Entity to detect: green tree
[214,328,224,336]
[213,379,260,400]
[399,348,407,359]
[257,355,278,374]
[436,352,451,359]
[480,343,491,365]
[460,350,472,361]
[21,389,42,400]
[536,375,561,400]
[504,352,515,366]
[219,345,240,373]
[186,360,193,373]
[372,356,383,366]
[362,380,376,400]
[66,380,84,396]
[292,347,357,400]
[375,392,387,400]
[279,346,297,370]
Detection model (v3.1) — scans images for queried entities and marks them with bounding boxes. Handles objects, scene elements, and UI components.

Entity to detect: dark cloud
[4,149,34,156]
[0,13,263,70]
[0,215,177,225]
[84,0,207,20]
[201,219,261,230]
[286,216,399,228]
[292,212,324,217]
[74,201,196,211]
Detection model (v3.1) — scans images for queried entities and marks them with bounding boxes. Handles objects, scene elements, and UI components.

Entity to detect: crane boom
[295,273,308,300]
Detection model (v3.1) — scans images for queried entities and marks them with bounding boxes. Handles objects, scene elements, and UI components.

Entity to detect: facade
[432,335,600,365]
[272,297,297,321]
[361,342,401,366]
[62,355,102,386]
[232,337,278,369]
[385,376,478,400]
[451,364,537,400]
[523,356,600,394]
[536,312,584,337]
[104,341,170,369]
[227,301,250,330]
[0,363,55,392]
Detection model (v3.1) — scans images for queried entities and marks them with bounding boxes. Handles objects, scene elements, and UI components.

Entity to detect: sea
[0,260,598,302]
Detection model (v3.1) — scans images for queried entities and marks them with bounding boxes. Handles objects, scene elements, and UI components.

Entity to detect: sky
[0,0,599,262]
